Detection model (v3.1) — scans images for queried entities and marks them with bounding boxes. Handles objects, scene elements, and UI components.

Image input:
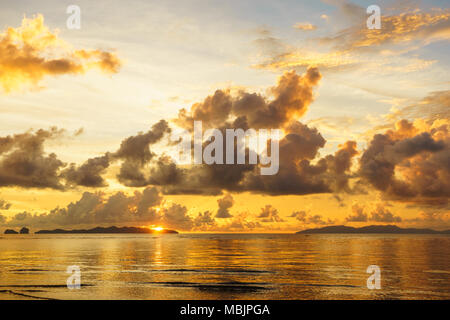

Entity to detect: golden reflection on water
[0,234,448,300]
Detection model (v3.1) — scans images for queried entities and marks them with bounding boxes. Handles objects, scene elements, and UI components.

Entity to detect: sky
[0,0,449,232]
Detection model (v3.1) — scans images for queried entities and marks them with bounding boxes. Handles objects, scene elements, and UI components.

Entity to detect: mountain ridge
[296,225,450,234]
[34,226,178,234]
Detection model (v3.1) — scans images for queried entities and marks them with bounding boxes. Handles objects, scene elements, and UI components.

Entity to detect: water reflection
[0,234,448,299]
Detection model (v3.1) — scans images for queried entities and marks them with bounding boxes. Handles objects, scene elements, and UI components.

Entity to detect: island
[296,225,450,234]
[35,226,178,234]
[4,229,19,234]
[20,227,30,234]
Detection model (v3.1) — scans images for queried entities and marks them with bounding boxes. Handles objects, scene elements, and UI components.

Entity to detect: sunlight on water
[0,234,448,299]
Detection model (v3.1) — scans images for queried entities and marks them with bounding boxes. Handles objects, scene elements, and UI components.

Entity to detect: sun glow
[151,226,164,232]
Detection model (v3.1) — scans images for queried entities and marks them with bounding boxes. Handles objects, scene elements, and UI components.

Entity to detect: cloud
[257,204,284,222]
[0,198,11,225]
[0,128,66,189]
[0,199,11,210]
[252,50,357,74]
[241,123,358,195]
[149,118,357,196]
[293,23,317,31]
[0,14,121,93]
[193,211,216,230]
[0,121,171,190]
[387,91,450,123]
[0,188,264,232]
[253,6,449,73]
[404,210,450,230]
[161,203,193,230]
[290,210,336,225]
[214,212,262,232]
[62,154,111,187]
[346,203,368,222]
[176,67,322,130]
[290,210,307,221]
[1,187,164,228]
[345,202,402,223]
[359,119,450,205]
[113,120,171,187]
[318,4,450,51]
[140,110,358,196]
[369,204,402,223]
[144,68,364,196]
[1,68,359,197]
[216,193,234,218]
[323,140,358,192]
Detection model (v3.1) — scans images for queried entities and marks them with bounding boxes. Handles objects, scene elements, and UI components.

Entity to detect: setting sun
[151,226,164,232]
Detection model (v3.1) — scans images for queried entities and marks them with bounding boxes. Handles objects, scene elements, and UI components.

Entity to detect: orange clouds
[254,8,450,73]
[175,67,322,130]
[293,23,317,31]
[252,50,357,72]
[352,9,450,48]
[0,14,121,93]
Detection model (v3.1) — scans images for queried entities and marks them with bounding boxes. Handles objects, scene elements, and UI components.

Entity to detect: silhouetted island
[296,225,450,234]
[4,229,18,234]
[20,227,30,234]
[35,226,178,234]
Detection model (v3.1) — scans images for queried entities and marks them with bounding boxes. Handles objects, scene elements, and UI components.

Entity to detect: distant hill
[296,225,450,234]
[35,226,178,234]
[4,229,19,234]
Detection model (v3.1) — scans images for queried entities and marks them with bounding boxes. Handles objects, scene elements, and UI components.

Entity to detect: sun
[151,226,164,232]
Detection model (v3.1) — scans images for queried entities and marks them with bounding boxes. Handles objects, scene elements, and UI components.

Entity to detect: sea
[0,233,448,300]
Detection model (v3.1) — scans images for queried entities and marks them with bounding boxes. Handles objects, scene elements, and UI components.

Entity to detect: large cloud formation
[175,67,321,130]
[359,119,449,205]
[1,66,447,212]
[0,120,171,190]
[0,189,260,232]
[319,8,450,51]
[0,14,121,93]
[346,203,402,223]
[0,127,66,189]
[254,5,450,73]
[0,68,358,197]
[216,193,234,218]
[138,68,357,195]
[2,187,166,229]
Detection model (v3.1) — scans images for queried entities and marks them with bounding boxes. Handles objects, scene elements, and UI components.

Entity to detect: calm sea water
[0,233,448,300]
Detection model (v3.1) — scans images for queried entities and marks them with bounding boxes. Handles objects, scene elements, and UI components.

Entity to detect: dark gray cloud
[175,68,322,130]
[62,153,111,187]
[216,193,234,218]
[257,204,284,222]
[161,203,194,230]
[370,204,402,223]
[0,128,66,190]
[194,211,216,229]
[359,119,449,205]
[114,120,171,186]
[345,203,402,223]
[290,210,336,225]
[345,204,367,222]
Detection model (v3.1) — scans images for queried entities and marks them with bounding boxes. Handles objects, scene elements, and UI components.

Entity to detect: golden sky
[0,0,449,232]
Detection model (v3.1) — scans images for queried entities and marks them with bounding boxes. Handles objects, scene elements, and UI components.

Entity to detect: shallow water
[0,233,448,299]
